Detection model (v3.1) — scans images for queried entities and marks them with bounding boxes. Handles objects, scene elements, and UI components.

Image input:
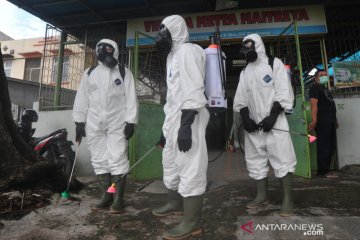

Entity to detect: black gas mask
[96,43,118,68]
[240,39,257,63]
[155,24,172,57]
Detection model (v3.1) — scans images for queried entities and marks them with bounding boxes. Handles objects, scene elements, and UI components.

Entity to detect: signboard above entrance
[126,5,327,46]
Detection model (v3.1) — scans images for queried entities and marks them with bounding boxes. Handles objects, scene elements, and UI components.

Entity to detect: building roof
[6,0,360,42]
[0,31,13,41]
[7,0,359,29]
[6,0,360,90]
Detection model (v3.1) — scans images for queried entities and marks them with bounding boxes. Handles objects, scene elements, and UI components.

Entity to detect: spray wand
[107,146,157,193]
[272,127,317,143]
[61,142,80,199]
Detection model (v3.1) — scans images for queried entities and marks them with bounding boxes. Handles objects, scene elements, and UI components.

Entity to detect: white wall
[335,96,360,168]
[32,102,93,176]
[11,58,26,79]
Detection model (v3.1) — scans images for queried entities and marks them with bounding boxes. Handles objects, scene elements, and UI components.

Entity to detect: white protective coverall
[233,33,296,180]
[73,39,138,175]
[161,15,210,197]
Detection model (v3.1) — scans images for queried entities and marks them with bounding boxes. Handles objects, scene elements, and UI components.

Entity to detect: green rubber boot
[91,173,113,211]
[163,195,203,240]
[246,178,268,209]
[152,189,183,217]
[109,174,126,214]
[279,172,294,217]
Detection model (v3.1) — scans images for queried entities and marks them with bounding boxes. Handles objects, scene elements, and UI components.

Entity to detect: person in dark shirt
[308,70,338,178]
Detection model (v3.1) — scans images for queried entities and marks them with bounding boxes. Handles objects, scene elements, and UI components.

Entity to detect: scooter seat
[33,129,66,145]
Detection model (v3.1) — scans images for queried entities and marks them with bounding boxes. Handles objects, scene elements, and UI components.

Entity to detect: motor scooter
[18,109,75,178]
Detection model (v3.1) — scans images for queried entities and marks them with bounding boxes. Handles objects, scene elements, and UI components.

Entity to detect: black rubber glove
[124,123,135,140]
[156,132,166,148]
[178,109,198,152]
[240,107,259,133]
[75,122,86,143]
[259,101,283,132]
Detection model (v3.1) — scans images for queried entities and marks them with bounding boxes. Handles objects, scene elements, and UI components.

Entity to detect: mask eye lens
[244,40,253,48]
[105,46,113,53]
[97,44,114,54]
[159,24,167,33]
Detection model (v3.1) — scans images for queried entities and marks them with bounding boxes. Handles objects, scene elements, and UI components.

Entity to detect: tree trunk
[0,51,66,192]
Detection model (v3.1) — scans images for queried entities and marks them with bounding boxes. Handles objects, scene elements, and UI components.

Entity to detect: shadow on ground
[1,152,360,240]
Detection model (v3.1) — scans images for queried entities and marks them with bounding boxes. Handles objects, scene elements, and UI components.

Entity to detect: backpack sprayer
[204,27,227,110]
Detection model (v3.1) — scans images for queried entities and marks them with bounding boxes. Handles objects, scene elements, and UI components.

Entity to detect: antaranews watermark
[235,216,360,240]
[255,223,323,236]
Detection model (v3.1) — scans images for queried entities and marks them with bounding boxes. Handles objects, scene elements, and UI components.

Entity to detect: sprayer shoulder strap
[87,64,126,80]
[118,64,126,80]
[268,56,275,71]
[87,65,98,76]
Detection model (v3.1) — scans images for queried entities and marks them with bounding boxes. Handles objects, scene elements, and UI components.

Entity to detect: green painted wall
[287,96,312,178]
[304,101,318,172]
[130,103,164,181]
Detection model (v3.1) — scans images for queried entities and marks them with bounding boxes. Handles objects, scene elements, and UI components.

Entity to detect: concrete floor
[1,151,360,240]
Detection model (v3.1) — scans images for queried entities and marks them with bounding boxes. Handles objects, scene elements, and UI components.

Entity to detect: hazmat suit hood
[243,33,267,63]
[96,39,119,61]
[162,15,189,50]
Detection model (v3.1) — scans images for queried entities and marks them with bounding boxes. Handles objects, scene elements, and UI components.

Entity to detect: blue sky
[0,0,47,39]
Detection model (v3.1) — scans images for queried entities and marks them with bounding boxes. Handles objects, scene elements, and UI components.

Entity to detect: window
[52,56,70,82]
[3,60,12,77]
[24,58,41,82]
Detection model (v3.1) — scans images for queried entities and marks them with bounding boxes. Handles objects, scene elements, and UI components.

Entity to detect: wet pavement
[1,151,360,240]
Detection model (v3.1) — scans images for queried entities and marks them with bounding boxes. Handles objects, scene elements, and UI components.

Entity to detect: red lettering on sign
[185,17,194,28]
[228,13,238,25]
[252,12,263,24]
[144,21,152,32]
[197,14,238,27]
[283,10,291,22]
[241,12,252,24]
[213,15,221,26]
[273,11,283,22]
[221,14,229,25]
[207,15,214,27]
[144,20,161,32]
[262,11,273,23]
[297,9,309,21]
[142,8,310,31]
[239,9,310,24]
[197,16,207,28]
[289,9,299,21]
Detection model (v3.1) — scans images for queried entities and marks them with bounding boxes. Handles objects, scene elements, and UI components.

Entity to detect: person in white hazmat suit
[152,15,210,239]
[72,39,138,214]
[233,33,297,217]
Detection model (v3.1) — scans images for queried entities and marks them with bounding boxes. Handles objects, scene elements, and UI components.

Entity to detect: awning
[49,49,73,56]
[18,51,43,58]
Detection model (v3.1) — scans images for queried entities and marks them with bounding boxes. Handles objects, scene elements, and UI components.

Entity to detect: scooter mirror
[22,109,38,122]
